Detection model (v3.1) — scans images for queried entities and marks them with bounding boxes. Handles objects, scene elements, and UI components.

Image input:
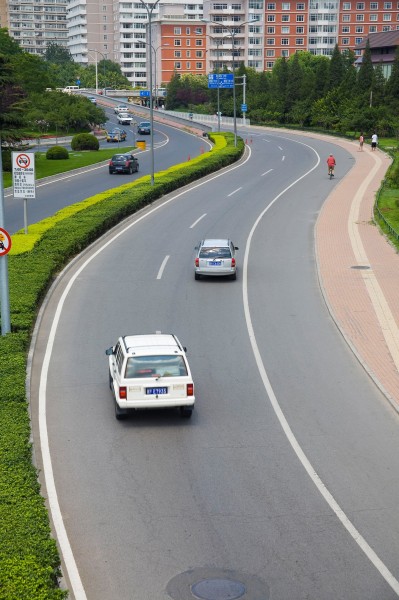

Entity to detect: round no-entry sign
[15,153,31,169]
[0,228,12,256]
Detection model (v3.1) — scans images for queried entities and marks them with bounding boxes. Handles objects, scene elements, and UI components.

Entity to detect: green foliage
[46,146,69,160]
[71,133,99,151]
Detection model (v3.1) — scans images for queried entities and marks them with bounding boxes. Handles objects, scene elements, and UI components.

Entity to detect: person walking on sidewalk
[327,153,336,177]
[371,132,378,151]
[359,132,364,151]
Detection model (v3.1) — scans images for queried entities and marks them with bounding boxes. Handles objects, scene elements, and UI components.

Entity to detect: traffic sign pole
[0,137,11,335]
[12,152,36,234]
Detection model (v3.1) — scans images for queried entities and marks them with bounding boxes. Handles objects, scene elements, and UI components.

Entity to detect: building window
[267,14,275,21]
[355,25,363,31]
[174,50,181,57]
[281,37,289,44]
[174,39,181,46]
[384,1,392,7]
[355,36,363,43]
[356,13,364,20]
[266,61,274,68]
[186,39,191,45]
[196,50,203,57]
[296,14,304,20]
[370,1,378,6]
[296,26,304,32]
[194,27,203,34]
[370,13,378,19]
[212,3,228,8]
[186,27,190,34]
[341,37,349,43]
[267,26,275,32]
[266,37,275,44]
[296,37,304,44]
[282,2,290,8]
[343,2,351,7]
[186,50,191,57]
[186,62,191,68]
[266,48,275,55]
[369,24,377,31]
[267,2,276,8]
[342,14,351,20]
[281,49,289,56]
[342,25,350,32]
[175,61,181,68]
[296,2,305,7]
[282,26,290,32]
[282,14,290,21]
[195,39,202,45]
[383,12,392,19]
[356,2,364,7]
[382,24,391,29]
[196,62,203,68]
[174,27,181,34]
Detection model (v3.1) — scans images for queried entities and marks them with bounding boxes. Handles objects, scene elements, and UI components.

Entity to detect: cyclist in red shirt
[327,154,336,177]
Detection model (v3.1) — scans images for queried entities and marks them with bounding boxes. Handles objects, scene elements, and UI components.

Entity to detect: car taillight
[231,258,236,267]
[195,258,199,267]
[125,161,129,166]
[109,160,112,165]
[119,386,127,399]
[187,383,194,396]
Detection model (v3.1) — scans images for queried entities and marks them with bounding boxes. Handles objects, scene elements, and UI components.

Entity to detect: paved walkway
[313,138,399,411]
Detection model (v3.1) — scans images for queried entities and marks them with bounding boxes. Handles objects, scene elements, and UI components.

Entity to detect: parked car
[137,121,151,135]
[114,104,127,114]
[88,96,97,104]
[109,153,139,174]
[106,129,127,142]
[117,112,133,125]
[105,333,195,419]
[194,238,239,280]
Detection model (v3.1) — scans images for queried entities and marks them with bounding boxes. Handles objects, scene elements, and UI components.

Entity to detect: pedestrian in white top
[371,132,378,151]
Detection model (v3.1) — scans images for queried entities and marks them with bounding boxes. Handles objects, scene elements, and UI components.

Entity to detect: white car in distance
[117,112,133,125]
[114,104,127,114]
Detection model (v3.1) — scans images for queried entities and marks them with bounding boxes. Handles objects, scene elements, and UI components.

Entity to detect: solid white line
[39,146,253,599]
[190,213,207,229]
[261,169,273,177]
[157,255,170,279]
[242,139,399,597]
[228,187,242,197]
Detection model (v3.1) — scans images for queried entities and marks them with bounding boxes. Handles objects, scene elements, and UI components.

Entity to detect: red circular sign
[16,153,31,169]
[0,228,12,256]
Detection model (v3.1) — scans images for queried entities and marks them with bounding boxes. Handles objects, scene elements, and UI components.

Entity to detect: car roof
[123,334,182,356]
[201,238,231,247]
[139,121,150,125]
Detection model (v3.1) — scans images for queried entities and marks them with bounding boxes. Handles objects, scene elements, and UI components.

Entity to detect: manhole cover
[191,578,246,600]
[351,265,371,270]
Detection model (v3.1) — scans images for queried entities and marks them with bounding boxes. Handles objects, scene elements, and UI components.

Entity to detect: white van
[63,86,80,94]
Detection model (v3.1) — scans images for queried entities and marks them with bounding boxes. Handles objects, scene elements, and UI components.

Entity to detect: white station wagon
[106,333,195,420]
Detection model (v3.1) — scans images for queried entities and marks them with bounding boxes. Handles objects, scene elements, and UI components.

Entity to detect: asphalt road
[5,105,209,234]
[30,130,399,600]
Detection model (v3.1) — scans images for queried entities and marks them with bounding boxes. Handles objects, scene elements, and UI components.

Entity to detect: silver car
[194,238,239,280]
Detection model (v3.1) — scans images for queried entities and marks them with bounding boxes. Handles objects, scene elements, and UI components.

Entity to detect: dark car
[109,153,139,175]
[137,121,151,135]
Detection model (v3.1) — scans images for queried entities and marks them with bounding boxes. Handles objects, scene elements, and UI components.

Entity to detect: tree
[329,44,344,89]
[286,52,303,109]
[357,39,374,105]
[0,53,26,141]
[0,27,23,55]
[385,45,399,106]
[44,42,73,64]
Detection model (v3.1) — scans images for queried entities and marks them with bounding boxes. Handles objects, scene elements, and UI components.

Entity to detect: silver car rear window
[125,355,188,378]
[199,247,231,259]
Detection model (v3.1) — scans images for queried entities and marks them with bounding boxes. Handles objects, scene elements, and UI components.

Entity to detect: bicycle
[328,166,335,180]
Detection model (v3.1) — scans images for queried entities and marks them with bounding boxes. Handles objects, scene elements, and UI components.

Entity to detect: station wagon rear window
[125,355,188,378]
[200,246,232,258]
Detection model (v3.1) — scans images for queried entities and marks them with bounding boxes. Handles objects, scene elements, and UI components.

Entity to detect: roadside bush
[71,133,99,151]
[46,146,69,160]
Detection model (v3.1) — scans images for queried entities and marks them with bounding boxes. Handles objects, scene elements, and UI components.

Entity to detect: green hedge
[0,133,244,599]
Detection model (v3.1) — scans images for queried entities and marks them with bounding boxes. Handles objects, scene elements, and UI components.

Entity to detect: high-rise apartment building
[67,0,113,64]
[6,0,68,55]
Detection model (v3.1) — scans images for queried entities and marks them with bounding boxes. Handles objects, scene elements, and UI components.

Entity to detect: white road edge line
[157,255,170,279]
[39,146,253,600]
[228,187,242,197]
[242,138,399,597]
[190,213,207,229]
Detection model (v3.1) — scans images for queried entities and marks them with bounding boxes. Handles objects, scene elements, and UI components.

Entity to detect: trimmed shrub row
[0,133,244,598]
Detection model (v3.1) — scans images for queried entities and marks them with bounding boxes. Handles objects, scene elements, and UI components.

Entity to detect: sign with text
[208,73,234,89]
[12,152,36,199]
[140,90,150,97]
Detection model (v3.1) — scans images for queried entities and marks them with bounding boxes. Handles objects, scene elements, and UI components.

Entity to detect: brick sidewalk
[314,141,399,410]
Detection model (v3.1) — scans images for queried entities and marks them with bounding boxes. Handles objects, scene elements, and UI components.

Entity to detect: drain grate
[351,265,371,270]
[191,578,246,600]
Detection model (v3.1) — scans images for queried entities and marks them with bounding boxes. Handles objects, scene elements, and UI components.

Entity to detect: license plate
[146,387,168,395]
[116,167,123,171]
[209,261,222,266]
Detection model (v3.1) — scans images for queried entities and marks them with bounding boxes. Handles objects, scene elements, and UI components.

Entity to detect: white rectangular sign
[12,152,36,199]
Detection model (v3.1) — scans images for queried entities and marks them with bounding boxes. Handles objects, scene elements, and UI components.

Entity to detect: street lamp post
[205,34,222,132]
[88,49,106,94]
[139,0,162,186]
